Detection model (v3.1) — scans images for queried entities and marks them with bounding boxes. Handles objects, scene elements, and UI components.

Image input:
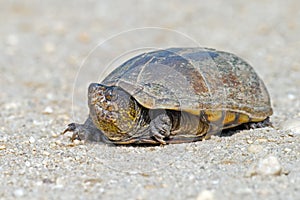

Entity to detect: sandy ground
[1,1,300,199]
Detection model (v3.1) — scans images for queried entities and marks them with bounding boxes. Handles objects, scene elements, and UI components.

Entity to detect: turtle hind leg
[244,117,273,129]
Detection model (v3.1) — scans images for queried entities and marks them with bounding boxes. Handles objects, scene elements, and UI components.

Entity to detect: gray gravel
[1,1,300,199]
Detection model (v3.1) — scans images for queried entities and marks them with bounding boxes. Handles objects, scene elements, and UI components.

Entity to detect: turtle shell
[102,48,272,120]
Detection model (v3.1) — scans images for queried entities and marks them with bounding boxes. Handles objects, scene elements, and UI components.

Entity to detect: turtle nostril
[88,83,109,94]
[88,83,100,93]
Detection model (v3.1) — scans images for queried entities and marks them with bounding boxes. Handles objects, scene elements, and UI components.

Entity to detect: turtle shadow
[219,117,273,138]
[219,125,248,138]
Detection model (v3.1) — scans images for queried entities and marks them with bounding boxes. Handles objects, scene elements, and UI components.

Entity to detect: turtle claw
[149,113,172,144]
[62,123,75,134]
[62,123,83,141]
[152,132,167,145]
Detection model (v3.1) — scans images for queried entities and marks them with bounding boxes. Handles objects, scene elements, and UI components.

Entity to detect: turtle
[63,47,273,145]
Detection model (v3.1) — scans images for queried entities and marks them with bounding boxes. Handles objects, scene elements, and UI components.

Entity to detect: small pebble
[49,142,57,148]
[6,34,19,46]
[32,120,41,126]
[0,145,6,150]
[55,140,62,145]
[42,159,49,166]
[44,42,56,54]
[13,188,24,197]
[73,139,82,145]
[43,151,50,156]
[25,161,31,167]
[56,177,65,188]
[53,21,66,35]
[42,106,53,114]
[197,190,214,200]
[287,93,296,100]
[78,32,90,43]
[4,102,20,110]
[247,144,263,153]
[256,156,282,176]
[51,131,61,138]
[29,136,36,144]
[246,139,253,144]
[256,138,268,143]
[46,93,55,100]
[0,135,8,142]
[280,118,300,135]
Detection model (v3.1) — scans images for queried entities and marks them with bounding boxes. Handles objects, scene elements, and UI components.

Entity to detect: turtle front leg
[62,116,110,143]
[149,113,172,144]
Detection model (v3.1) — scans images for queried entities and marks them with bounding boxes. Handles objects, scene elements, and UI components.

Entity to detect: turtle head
[87,83,142,141]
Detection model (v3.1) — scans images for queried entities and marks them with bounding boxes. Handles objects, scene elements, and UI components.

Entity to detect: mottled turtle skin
[63,48,273,144]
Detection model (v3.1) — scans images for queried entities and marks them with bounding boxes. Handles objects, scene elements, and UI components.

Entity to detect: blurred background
[1,0,299,112]
[2,1,299,118]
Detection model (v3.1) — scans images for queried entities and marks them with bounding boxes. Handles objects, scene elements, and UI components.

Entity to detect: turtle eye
[105,88,118,101]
